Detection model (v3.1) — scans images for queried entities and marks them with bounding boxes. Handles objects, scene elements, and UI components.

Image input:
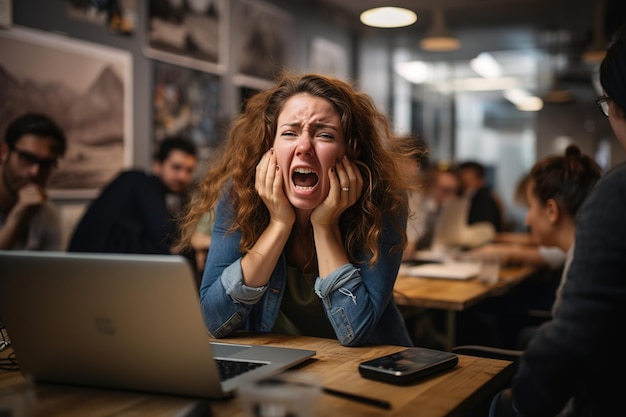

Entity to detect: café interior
[1,1,626,414]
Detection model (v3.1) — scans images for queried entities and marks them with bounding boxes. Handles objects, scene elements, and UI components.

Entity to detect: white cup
[0,378,36,417]
[477,256,500,284]
[239,371,320,417]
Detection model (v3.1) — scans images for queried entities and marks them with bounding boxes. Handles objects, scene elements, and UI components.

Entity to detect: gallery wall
[10,0,355,175]
[6,0,356,249]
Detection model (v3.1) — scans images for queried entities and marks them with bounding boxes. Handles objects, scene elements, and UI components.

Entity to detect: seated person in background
[490,24,626,417]
[69,136,197,256]
[175,73,413,347]
[469,172,566,269]
[458,160,504,232]
[457,148,600,349]
[522,145,602,314]
[0,113,67,250]
[404,162,462,259]
[395,134,428,257]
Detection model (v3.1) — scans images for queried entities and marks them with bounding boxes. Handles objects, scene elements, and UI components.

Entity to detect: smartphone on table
[358,347,458,385]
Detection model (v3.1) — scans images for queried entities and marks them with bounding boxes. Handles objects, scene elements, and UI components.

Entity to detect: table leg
[444,310,456,350]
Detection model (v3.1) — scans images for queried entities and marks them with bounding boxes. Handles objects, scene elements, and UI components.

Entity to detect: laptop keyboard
[215,359,268,381]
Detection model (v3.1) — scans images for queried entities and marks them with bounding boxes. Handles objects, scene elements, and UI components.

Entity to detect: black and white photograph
[0,26,133,197]
[146,0,225,74]
[232,0,294,82]
[310,37,350,81]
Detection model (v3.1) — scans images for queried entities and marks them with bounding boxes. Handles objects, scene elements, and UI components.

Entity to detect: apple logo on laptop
[94,316,116,335]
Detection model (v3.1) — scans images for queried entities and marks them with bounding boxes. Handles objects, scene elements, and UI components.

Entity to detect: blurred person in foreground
[490,23,626,417]
[176,73,415,347]
[0,113,66,250]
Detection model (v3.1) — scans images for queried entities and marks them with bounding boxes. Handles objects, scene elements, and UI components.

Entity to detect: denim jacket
[199,193,413,347]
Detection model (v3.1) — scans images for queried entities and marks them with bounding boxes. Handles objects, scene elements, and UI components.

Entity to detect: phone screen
[363,348,454,372]
[359,347,459,388]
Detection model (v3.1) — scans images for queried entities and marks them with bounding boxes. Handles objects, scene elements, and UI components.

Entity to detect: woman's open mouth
[292,167,319,191]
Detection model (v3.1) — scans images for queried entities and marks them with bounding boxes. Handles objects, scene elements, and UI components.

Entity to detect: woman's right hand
[255,149,295,226]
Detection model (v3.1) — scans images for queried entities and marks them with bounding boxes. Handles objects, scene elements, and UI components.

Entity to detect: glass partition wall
[390,39,608,231]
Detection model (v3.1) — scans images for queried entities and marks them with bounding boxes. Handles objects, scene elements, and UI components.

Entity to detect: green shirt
[272,266,335,339]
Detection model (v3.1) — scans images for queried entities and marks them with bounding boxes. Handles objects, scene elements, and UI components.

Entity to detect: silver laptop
[431,197,496,250]
[0,251,315,399]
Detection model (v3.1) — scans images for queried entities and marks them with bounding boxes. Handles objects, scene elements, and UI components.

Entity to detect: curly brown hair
[176,72,417,267]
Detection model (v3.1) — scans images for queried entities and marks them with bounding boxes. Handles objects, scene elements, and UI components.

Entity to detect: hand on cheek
[311,155,363,226]
[255,149,295,226]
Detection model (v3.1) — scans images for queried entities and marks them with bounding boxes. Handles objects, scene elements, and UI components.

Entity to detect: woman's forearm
[313,223,350,278]
[240,220,292,287]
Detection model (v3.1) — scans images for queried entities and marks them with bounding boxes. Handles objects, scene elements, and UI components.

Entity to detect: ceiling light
[582,47,606,64]
[544,87,574,103]
[470,53,502,78]
[504,89,544,111]
[515,96,544,111]
[433,77,520,93]
[504,89,530,103]
[394,61,432,84]
[360,7,417,28]
[582,0,607,64]
[448,77,519,91]
[420,8,460,52]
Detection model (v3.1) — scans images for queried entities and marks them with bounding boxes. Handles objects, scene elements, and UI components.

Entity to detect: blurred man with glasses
[0,113,66,250]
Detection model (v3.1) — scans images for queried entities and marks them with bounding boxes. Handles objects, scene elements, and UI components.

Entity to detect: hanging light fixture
[360,7,417,29]
[420,7,460,52]
[543,29,574,104]
[582,0,607,64]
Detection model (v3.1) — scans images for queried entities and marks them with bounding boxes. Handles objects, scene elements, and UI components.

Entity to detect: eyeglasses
[10,148,59,170]
[596,95,610,117]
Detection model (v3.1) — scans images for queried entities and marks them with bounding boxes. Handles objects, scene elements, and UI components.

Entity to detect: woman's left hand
[311,155,364,226]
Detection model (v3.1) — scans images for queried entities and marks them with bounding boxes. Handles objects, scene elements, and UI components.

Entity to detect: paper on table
[402,262,481,280]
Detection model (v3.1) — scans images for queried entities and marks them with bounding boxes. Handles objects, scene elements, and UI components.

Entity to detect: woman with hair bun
[524,145,602,315]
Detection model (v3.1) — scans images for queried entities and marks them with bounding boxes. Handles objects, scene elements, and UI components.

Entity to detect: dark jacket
[69,170,176,254]
[468,186,503,232]
[512,162,626,416]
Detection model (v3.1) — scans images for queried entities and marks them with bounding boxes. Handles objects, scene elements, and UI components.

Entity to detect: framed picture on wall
[310,37,349,80]
[64,0,137,35]
[145,0,227,74]
[0,25,133,199]
[0,0,11,27]
[232,0,294,83]
[152,60,225,176]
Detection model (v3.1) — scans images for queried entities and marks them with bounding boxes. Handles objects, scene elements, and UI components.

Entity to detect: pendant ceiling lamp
[420,7,460,52]
[582,0,607,64]
[360,7,417,29]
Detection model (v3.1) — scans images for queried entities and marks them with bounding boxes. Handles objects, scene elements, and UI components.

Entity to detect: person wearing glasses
[489,23,626,417]
[0,113,66,250]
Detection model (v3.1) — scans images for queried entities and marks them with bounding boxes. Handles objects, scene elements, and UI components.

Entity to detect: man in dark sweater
[458,161,504,232]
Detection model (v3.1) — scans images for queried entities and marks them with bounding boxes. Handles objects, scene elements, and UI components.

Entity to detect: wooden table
[0,333,513,417]
[394,264,537,348]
